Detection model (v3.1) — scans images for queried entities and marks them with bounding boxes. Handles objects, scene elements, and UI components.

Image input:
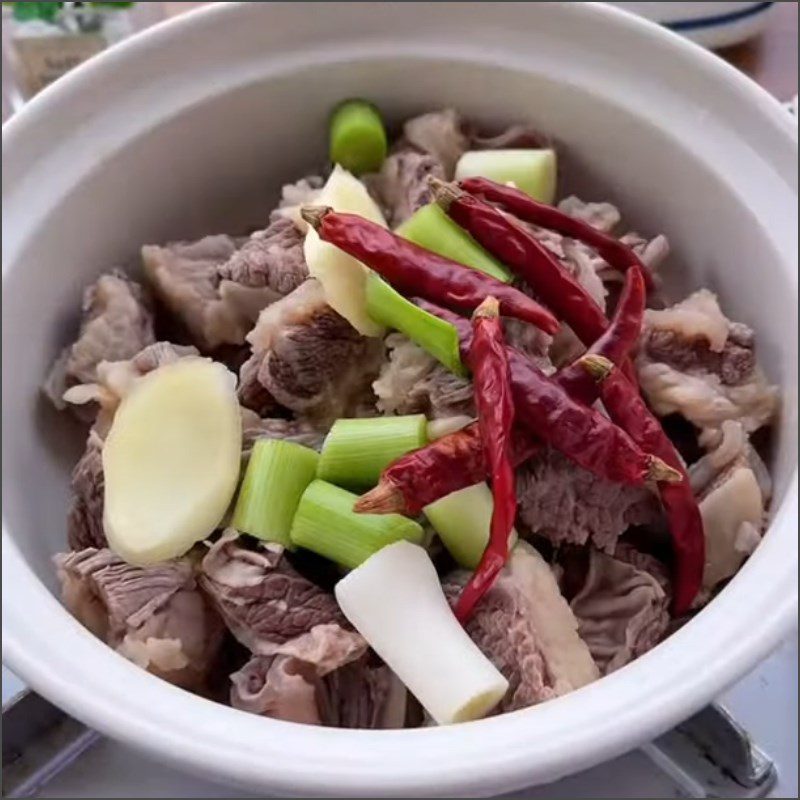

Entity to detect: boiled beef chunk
[55,548,223,692]
[217,216,308,297]
[443,542,598,712]
[143,234,276,350]
[239,280,383,424]
[199,531,348,654]
[516,449,661,553]
[637,290,778,435]
[44,271,155,409]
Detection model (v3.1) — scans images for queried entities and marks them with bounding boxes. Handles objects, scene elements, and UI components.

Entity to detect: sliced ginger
[102,358,241,565]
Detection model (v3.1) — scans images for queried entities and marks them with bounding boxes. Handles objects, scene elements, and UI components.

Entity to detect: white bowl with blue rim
[612,2,776,48]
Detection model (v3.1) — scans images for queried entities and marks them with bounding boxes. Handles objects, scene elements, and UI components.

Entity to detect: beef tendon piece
[689,421,768,595]
[637,289,778,436]
[557,196,621,234]
[373,334,474,418]
[43,271,155,410]
[443,541,598,713]
[230,627,406,729]
[516,448,662,554]
[54,548,224,692]
[569,545,671,674]
[239,279,384,425]
[231,652,405,729]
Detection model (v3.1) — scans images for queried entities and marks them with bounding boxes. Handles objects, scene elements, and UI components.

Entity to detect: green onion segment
[397,203,511,282]
[329,99,388,176]
[231,439,319,547]
[365,272,466,376]
[290,479,423,569]
[317,415,428,490]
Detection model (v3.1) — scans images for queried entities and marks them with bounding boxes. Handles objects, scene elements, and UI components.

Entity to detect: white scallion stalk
[335,541,509,725]
[455,149,557,203]
[317,415,428,490]
[290,480,423,569]
[426,415,475,441]
[231,439,319,547]
[423,482,518,569]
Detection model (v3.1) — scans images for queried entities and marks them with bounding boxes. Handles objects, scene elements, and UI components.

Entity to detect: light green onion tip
[329,99,388,176]
[317,414,428,490]
[423,482,518,569]
[454,149,557,204]
[231,439,319,548]
[397,203,511,283]
[290,479,424,570]
[365,272,466,376]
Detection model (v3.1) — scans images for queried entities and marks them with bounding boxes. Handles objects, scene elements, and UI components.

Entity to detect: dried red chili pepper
[458,176,656,290]
[505,347,679,486]
[353,421,538,515]
[579,354,704,615]
[410,299,678,485]
[415,264,645,404]
[557,265,646,404]
[453,297,516,622]
[431,177,639,384]
[300,206,559,334]
[356,272,647,517]
[430,178,609,347]
[413,300,675,485]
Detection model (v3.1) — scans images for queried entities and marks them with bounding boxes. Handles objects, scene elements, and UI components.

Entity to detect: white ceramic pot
[2,3,797,796]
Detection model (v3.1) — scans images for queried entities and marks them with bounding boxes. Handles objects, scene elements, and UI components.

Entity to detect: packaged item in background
[1,2,163,117]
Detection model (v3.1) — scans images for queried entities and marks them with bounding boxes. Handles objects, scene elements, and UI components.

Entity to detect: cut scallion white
[231,439,319,547]
[365,272,465,376]
[290,480,423,569]
[397,203,511,282]
[335,541,509,725]
[423,482,518,569]
[455,149,557,204]
[317,415,427,490]
[426,415,474,441]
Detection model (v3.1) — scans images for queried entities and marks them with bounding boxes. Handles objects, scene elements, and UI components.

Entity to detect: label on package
[13,34,105,96]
